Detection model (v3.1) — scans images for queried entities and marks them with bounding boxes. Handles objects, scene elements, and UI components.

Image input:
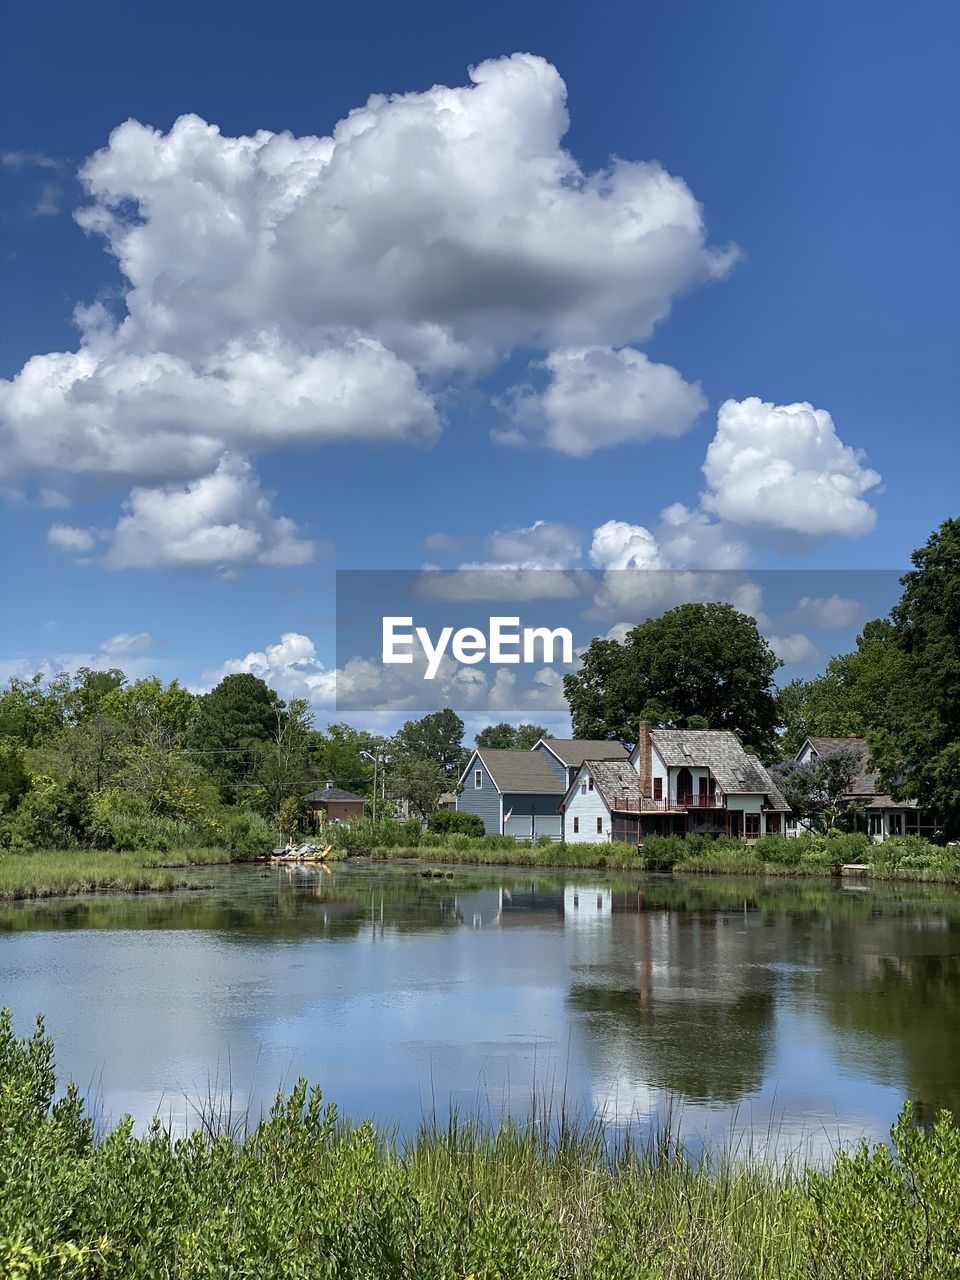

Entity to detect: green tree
[772,749,865,832]
[0,672,71,747]
[0,741,30,811]
[64,667,126,723]
[310,723,379,795]
[386,756,447,821]
[870,518,960,837]
[564,603,782,758]
[475,722,550,751]
[776,620,910,757]
[251,699,315,823]
[189,674,281,801]
[393,708,466,782]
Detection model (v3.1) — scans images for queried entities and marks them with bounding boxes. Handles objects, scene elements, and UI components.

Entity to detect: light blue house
[456,748,565,840]
[530,737,630,789]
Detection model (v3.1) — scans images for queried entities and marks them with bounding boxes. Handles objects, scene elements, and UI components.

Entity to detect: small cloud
[33,182,61,217]
[98,632,156,657]
[39,488,72,509]
[1,150,62,171]
[48,523,97,554]
[784,594,863,629]
[766,633,818,664]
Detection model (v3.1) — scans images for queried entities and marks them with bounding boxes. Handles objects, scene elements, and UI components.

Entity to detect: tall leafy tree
[189,674,281,801]
[386,756,447,821]
[564,603,782,758]
[392,708,466,782]
[475,723,551,751]
[251,698,315,822]
[310,723,380,795]
[869,519,960,836]
[0,672,71,747]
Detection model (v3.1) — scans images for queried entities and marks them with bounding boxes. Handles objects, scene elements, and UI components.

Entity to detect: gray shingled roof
[803,736,876,795]
[473,748,566,794]
[582,760,643,805]
[304,786,365,803]
[538,738,629,766]
[651,729,790,809]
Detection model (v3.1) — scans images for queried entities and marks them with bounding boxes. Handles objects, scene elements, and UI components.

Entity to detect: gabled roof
[798,736,876,796]
[462,748,566,795]
[534,737,629,767]
[650,729,789,808]
[565,759,642,810]
[304,786,365,803]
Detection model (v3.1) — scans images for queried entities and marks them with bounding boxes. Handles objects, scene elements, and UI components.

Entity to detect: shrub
[428,809,484,837]
[754,834,802,866]
[221,809,275,858]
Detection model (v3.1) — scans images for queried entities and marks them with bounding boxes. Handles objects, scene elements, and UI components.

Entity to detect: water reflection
[1,864,959,1154]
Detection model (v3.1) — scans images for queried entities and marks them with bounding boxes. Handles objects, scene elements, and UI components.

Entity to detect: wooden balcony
[610,792,726,813]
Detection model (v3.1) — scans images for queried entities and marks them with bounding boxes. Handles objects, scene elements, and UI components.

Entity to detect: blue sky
[1,0,956,730]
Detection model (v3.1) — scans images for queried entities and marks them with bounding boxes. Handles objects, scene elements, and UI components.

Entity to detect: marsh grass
[2,1010,959,1278]
[0,846,235,900]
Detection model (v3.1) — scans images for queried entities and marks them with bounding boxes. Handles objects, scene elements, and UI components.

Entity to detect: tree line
[0,518,956,849]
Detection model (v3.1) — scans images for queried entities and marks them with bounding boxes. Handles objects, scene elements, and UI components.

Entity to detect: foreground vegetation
[2,1011,959,1279]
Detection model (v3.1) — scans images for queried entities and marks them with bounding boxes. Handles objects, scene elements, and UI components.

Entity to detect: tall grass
[2,1010,959,1278]
[0,847,235,900]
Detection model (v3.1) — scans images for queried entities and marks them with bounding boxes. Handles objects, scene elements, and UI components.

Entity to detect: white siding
[564,767,612,842]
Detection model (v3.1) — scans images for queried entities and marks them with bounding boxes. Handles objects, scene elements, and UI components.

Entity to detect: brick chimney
[636,721,653,798]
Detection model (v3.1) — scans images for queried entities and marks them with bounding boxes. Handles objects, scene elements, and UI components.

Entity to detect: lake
[2,862,959,1158]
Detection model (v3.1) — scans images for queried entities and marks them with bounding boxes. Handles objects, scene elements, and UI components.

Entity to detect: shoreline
[2,842,957,903]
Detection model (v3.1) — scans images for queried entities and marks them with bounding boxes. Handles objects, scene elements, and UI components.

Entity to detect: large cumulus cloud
[0,54,729,487]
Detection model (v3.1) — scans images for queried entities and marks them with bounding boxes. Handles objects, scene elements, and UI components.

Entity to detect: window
[474,770,482,790]
[653,777,663,801]
[588,777,594,791]
[573,816,579,834]
[868,812,883,837]
[745,813,761,839]
[888,813,903,836]
[596,816,603,834]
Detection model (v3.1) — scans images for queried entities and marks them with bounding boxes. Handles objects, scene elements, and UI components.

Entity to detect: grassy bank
[0,846,242,900]
[348,827,960,885]
[3,1011,960,1279]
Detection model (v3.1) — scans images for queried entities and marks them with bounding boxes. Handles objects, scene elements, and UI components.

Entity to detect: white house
[561,722,789,845]
[793,735,938,842]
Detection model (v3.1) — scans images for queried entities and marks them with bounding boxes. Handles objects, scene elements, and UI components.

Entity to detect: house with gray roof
[304,781,365,826]
[562,722,789,845]
[794,735,938,840]
[531,737,630,788]
[456,747,565,840]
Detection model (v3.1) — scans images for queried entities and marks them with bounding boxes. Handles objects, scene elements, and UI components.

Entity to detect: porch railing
[610,792,727,813]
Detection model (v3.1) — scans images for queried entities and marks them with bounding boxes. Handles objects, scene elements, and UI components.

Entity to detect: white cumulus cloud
[1,54,731,511]
[765,632,818,664]
[702,398,881,539]
[497,346,707,455]
[52,455,318,573]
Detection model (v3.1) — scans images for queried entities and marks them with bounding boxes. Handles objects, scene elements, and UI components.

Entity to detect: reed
[2,1010,959,1278]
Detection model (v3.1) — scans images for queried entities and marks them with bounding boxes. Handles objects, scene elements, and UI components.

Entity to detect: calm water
[2,863,960,1157]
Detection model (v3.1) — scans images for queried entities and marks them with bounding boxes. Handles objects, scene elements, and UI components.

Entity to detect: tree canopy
[475,723,551,751]
[392,708,466,783]
[868,519,960,836]
[564,603,782,759]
